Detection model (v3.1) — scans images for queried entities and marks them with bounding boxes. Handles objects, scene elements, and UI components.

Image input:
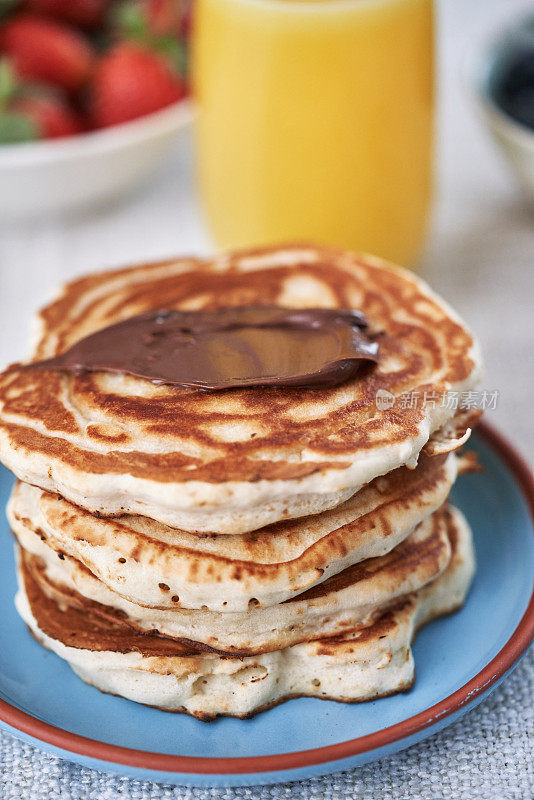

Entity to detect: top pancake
[0,245,482,534]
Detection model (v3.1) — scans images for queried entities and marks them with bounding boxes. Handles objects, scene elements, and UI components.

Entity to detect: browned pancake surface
[19,504,451,657]
[0,247,477,486]
[12,452,452,596]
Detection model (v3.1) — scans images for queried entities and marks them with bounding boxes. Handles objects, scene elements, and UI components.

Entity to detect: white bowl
[470,15,534,202]
[0,99,194,219]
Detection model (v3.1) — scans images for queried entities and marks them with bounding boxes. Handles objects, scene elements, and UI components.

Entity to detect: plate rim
[0,420,533,776]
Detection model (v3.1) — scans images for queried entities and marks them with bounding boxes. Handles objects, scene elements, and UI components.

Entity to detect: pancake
[15,505,452,655]
[9,451,459,612]
[0,246,482,534]
[14,506,475,719]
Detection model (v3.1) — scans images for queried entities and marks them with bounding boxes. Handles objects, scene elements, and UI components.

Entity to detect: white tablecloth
[0,0,532,796]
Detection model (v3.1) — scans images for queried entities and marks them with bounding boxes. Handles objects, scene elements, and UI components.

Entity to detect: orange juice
[193,0,434,266]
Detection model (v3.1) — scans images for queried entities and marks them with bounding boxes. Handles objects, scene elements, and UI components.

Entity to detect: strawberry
[24,0,111,30]
[0,13,94,92]
[89,42,185,128]
[11,92,85,138]
[179,1,191,38]
[113,0,188,77]
[0,59,84,142]
[150,0,187,37]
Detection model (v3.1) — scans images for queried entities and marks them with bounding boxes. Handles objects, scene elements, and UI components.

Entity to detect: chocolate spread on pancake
[26,306,379,390]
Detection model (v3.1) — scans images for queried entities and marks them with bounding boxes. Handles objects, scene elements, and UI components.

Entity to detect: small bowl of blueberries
[471,12,534,201]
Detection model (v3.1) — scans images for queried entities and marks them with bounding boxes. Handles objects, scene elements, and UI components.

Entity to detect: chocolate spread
[27,306,379,390]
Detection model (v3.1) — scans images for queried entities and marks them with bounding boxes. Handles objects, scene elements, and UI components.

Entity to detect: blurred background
[0,0,532,456]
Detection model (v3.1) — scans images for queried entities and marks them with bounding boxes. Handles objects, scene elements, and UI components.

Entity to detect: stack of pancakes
[0,246,483,719]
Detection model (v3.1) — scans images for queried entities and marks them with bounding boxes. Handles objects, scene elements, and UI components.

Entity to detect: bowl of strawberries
[0,0,192,217]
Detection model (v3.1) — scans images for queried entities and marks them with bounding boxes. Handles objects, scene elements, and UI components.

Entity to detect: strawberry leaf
[0,60,18,110]
[113,1,150,41]
[153,36,187,77]
[0,112,38,143]
[0,0,19,21]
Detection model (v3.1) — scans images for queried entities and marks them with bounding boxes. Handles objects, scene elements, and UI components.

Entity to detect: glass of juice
[192,0,434,267]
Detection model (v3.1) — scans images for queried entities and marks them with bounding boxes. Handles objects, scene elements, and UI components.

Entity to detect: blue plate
[0,422,533,787]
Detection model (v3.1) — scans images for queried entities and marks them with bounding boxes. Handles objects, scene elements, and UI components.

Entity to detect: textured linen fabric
[1,0,534,796]
[0,647,532,799]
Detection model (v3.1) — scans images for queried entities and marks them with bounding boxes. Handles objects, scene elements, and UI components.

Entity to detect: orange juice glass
[193,0,434,266]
